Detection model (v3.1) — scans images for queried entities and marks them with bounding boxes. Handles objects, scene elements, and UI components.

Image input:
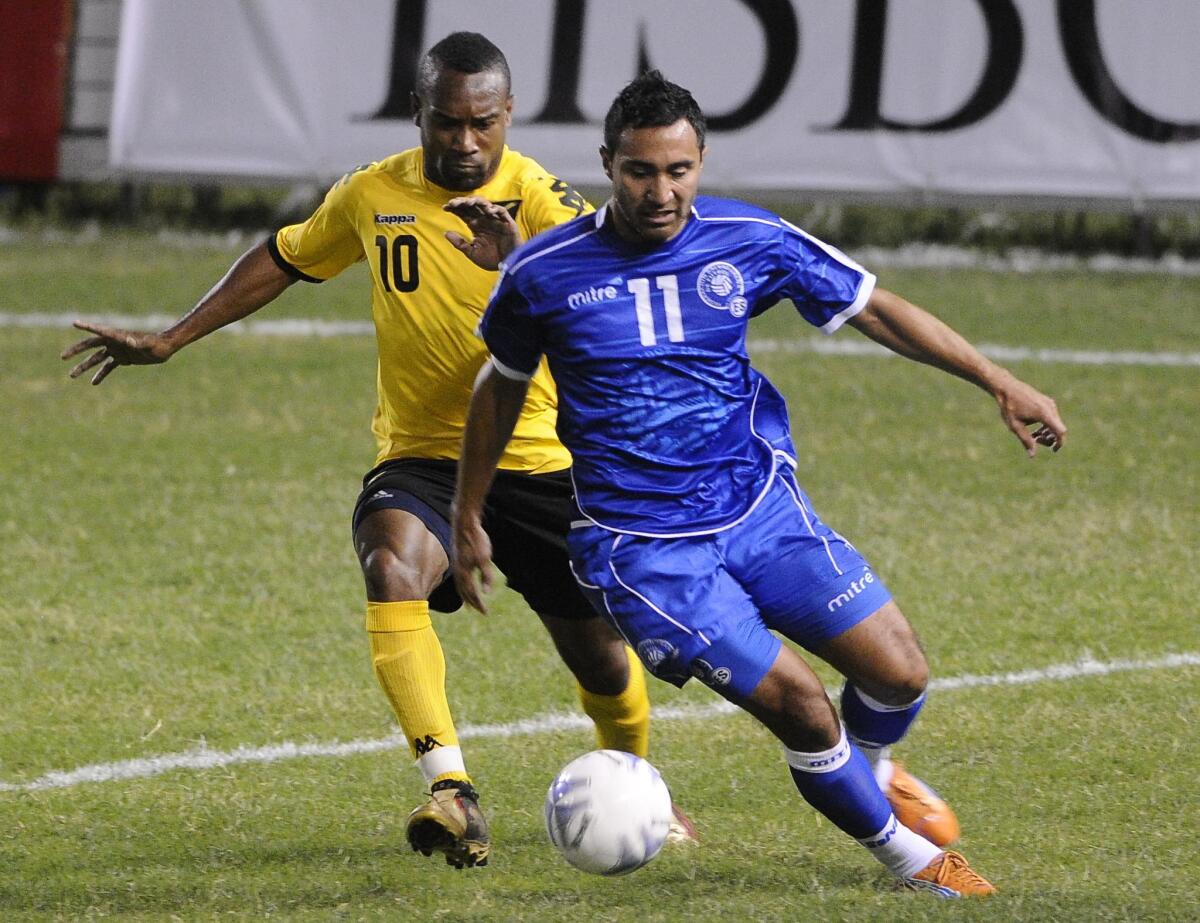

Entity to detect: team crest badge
[696,261,748,317]
[637,639,678,669]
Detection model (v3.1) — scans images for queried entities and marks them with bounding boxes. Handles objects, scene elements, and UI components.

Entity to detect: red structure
[0,0,72,181]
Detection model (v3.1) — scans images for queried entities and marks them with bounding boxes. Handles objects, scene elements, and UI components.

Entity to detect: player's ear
[600,146,613,179]
[504,95,514,126]
[410,92,422,126]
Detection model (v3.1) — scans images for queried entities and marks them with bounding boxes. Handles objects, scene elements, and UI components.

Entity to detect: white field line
[5,224,1200,276]
[11,311,1200,368]
[2,651,1196,794]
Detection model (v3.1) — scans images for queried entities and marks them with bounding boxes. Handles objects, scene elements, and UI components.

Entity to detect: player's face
[414,68,512,192]
[601,119,705,245]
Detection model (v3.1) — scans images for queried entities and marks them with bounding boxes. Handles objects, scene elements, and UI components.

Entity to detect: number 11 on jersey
[628,275,684,347]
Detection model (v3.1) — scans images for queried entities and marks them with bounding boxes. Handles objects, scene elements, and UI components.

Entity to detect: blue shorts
[567,468,892,699]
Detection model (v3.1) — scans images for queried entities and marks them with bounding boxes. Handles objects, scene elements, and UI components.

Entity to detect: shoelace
[933,851,989,888]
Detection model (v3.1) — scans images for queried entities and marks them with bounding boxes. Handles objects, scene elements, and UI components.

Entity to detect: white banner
[110,0,1200,204]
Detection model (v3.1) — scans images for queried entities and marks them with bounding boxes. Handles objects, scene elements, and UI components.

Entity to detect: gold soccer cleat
[405,780,491,869]
[885,761,961,847]
[904,850,997,898]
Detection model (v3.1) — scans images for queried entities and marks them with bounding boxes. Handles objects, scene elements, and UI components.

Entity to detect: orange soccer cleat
[885,761,961,847]
[904,850,997,898]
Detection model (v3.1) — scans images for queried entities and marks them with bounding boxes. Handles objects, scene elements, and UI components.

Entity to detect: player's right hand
[61,321,174,385]
[450,515,497,615]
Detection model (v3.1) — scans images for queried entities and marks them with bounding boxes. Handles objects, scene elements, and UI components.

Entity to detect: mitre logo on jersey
[374,213,416,224]
[567,283,619,309]
[697,261,748,317]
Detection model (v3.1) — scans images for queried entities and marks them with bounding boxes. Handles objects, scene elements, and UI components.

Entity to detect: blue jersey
[479,195,875,536]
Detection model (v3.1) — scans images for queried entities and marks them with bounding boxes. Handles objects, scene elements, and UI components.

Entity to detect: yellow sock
[366,600,470,785]
[577,645,651,758]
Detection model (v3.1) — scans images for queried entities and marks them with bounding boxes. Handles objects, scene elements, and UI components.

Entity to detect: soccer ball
[544,749,674,876]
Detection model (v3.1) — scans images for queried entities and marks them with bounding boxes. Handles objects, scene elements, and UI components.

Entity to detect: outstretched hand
[60,321,174,385]
[451,513,497,614]
[994,375,1067,457]
[443,196,522,271]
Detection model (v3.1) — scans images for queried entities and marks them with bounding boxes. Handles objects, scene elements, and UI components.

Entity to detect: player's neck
[603,199,690,247]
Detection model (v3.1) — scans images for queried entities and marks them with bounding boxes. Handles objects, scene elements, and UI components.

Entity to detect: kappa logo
[696,261,748,317]
[413,734,443,755]
[492,199,522,220]
[374,213,416,225]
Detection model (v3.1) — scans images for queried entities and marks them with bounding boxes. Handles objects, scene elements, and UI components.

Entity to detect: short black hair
[418,32,511,96]
[603,70,706,154]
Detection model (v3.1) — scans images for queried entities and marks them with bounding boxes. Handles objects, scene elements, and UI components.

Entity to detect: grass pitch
[1,232,1198,920]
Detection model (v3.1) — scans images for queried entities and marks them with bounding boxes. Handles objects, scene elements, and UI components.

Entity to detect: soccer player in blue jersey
[451,71,1066,896]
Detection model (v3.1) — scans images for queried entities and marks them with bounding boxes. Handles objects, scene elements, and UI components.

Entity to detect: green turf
[2,234,1198,920]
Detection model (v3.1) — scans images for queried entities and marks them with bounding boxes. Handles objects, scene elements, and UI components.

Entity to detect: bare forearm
[160,241,294,354]
[848,287,1013,395]
[848,286,1067,455]
[454,362,529,522]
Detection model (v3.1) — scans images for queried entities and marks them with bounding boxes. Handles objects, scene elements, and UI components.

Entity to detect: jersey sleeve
[517,170,593,239]
[772,220,876,334]
[478,268,544,380]
[270,170,367,282]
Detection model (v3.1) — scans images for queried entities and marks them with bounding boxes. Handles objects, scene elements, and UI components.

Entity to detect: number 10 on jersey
[628,275,684,347]
[375,234,419,293]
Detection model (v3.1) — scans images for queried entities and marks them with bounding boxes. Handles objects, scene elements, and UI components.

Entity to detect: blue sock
[785,729,893,839]
[841,681,924,749]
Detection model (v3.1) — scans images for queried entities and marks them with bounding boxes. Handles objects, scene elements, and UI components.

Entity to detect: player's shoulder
[330,149,420,193]
[500,148,559,191]
[691,195,786,232]
[503,209,600,277]
[500,149,591,209]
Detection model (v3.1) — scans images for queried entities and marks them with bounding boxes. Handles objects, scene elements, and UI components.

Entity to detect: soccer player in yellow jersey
[62,32,693,869]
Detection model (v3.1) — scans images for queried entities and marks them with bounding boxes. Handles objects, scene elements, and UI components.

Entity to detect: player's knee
[564,635,630,697]
[870,657,929,707]
[753,679,841,751]
[360,546,435,601]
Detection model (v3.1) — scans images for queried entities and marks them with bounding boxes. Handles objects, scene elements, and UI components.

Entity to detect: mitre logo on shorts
[374,213,417,224]
[826,570,876,612]
[696,261,748,317]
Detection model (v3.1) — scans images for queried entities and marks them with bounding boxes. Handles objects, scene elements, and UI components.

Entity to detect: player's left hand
[994,375,1067,457]
[451,514,497,614]
[444,196,522,271]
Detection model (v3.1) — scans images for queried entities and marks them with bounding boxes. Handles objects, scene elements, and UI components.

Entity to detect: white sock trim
[783,727,851,774]
[857,814,943,879]
[416,745,466,783]
[850,684,925,713]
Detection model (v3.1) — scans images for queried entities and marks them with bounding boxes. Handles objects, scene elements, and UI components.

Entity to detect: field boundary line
[2,651,1196,794]
[8,311,1200,368]
[5,225,1200,276]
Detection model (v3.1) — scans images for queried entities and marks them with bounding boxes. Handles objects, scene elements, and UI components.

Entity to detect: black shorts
[352,458,595,618]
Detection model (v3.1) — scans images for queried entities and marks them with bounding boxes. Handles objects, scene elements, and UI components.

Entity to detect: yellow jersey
[271,146,591,472]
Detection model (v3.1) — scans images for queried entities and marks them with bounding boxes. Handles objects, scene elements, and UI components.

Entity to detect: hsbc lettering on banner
[110,0,1200,204]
